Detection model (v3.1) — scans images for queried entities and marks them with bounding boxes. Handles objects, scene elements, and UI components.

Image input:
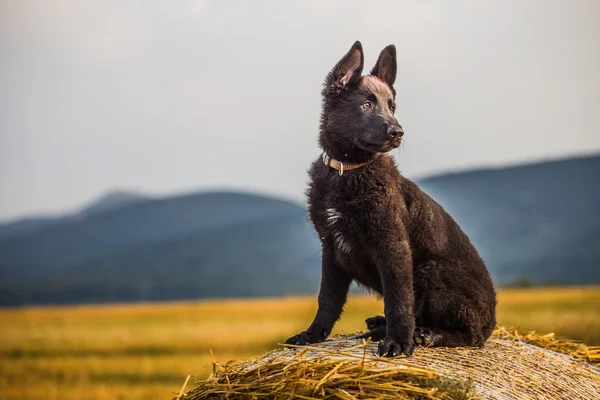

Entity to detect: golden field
[0,286,599,400]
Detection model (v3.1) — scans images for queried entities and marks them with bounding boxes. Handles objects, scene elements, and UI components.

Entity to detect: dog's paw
[356,325,386,341]
[377,338,414,357]
[284,330,323,346]
[413,327,434,346]
[365,315,386,330]
[284,331,311,345]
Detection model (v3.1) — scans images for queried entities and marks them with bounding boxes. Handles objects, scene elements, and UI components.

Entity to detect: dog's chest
[312,198,371,257]
[321,207,353,254]
[309,158,401,257]
[312,201,384,289]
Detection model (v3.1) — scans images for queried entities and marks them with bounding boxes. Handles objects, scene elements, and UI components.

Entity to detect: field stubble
[0,286,598,400]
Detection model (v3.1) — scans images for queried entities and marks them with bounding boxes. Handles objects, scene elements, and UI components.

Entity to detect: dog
[285,41,497,357]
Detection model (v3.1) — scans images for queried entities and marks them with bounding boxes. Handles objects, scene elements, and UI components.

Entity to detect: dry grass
[0,286,598,400]
[496,286,600,342]
[185,330,600,400]
[185,340,472,400]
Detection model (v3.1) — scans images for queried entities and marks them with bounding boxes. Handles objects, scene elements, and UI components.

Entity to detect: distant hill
[78,189,147,217]
[0,191,320,305]
[0,189,148,240]
[419,154,600,285]
[0,216,62,241]
[0,154,598,306]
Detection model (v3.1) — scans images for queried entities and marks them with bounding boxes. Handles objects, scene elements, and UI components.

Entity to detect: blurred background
[0,1,599,399]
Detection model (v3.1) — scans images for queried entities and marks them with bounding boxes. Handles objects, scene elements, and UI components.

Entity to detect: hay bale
[180,327,600,399]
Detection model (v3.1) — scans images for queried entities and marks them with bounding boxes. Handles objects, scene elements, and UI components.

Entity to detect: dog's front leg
[285,244,351,345]
[376,239,415,357]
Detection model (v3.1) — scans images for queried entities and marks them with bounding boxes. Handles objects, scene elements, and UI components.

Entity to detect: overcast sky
[1,0,599,221]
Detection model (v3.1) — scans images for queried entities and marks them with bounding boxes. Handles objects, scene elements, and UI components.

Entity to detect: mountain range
[0,154,598,306]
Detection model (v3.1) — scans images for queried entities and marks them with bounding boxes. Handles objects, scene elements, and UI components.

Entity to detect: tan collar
[322,152,370,176]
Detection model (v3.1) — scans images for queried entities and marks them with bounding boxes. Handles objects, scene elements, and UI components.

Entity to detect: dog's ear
[326,41,364,91]
[370,45,397,87]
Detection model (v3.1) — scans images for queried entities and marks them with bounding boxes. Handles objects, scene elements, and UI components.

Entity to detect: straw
[180,327,600,399]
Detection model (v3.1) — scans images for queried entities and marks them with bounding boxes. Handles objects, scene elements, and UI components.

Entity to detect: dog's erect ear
[370,45,397,87]
[326,41,364,90]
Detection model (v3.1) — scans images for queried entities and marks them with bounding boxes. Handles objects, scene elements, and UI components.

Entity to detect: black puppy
[285,41,497,357]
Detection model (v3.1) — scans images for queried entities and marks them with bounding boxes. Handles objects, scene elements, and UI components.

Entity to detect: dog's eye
[362,101,372,109]
[390,104,396,112]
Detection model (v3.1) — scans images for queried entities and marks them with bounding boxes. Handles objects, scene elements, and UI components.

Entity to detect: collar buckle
[322,151,368,175]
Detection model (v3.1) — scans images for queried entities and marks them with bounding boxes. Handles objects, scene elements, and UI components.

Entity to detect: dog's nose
[387,124,404,138]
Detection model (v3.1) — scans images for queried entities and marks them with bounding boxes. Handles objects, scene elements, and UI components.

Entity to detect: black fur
[285,41,496,357]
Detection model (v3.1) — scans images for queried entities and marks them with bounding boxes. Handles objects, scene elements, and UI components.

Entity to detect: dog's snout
[387,124,404,139]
